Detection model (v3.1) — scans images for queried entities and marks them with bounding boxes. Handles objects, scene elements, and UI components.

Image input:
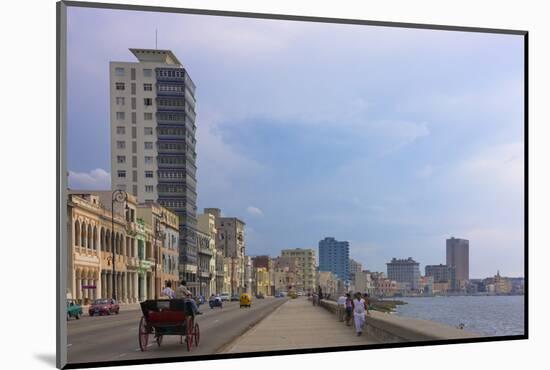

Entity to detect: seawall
[319,299,480,343]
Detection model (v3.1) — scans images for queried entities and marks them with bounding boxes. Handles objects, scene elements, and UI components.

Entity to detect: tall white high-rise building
[110,48,198,284]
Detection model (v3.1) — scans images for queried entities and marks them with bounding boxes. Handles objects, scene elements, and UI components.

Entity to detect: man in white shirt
[161,281,175,299]
[353,292,367,336]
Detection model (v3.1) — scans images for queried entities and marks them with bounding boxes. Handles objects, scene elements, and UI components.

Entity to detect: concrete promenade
[223,297,378,353]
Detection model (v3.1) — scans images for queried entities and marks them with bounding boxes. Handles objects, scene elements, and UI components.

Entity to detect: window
[144,113,153,120]
[131,68,136,80]
[131,97,136,110]
[144,83,152,91]
[131,83,136,95]
[117,156,126,164]
[115,82,125,90]
[116,141,125,149]
[116,112,125,120]
[117,170,126,178]
[144,142,153,150]
[115,67,124,76]
[116,97,125,105]
[116,126,125,135]
[131,112,136,124]
[145,185,154,193]
[143,69,152,77]
[144,127,153,135]
[144,98,153,106]
[144,156,154,164]
[145,171,154,178]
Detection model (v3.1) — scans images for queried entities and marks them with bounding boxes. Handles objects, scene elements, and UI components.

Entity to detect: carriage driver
[175,280,202,315]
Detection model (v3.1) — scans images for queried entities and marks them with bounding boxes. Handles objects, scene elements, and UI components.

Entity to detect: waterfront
[393,295,525,336]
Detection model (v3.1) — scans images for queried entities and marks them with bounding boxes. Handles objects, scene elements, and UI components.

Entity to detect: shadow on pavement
[34,353,56,367]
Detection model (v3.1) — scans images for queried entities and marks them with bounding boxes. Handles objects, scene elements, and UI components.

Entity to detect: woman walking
[352,292,367,336]
[345,293,353,326]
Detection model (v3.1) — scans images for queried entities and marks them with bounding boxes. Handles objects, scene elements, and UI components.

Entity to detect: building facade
[349,259,363,275]
[386,257,421,291]
[281,248,317,293]
[318,237,350,283]
[425,264,457,290]
[446,237,469,283]
[204,208,246,295]
[110,48,199,292]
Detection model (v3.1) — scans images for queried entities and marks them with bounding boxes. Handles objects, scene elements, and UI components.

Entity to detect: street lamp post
[111,189,128,301]
[153,211,164,300]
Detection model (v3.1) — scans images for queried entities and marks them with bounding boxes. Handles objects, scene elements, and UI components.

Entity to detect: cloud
[416,164,434,179]
[68,168,111,190]
[247,206,264,216]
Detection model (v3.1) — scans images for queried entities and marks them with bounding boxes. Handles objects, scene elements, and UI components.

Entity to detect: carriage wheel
[138,316,150,352]
[194,323,200,346]
[186,317,194,351]
[156,335,163,347]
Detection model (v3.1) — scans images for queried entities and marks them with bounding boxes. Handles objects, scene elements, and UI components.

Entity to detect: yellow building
[281,248,317,294]
[253,267,270,296]
[68,191,141,305]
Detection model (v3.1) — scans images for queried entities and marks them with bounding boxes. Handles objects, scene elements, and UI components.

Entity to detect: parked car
[275,292,285,298]
[209,295,223,309]
[67,300,82,320]
[219,293,230,301]
[256,293,265,299]
[230,294,240,302]
[89,298,120,316]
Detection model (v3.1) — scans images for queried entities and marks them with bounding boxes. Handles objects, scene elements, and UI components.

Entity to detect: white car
[219,293,230,301]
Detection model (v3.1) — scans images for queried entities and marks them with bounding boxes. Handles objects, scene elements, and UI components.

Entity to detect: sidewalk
[223,298,378,353]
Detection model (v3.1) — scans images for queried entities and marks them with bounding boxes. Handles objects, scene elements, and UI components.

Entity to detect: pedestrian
[352,292,367,336]
[161,281,175,299]
[363,293,371,316]
[175,280,202,315]
[337,293,347,321]
[345,293,353,326]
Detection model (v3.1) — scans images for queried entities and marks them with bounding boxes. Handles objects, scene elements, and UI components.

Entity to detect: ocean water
[392,295,525,336]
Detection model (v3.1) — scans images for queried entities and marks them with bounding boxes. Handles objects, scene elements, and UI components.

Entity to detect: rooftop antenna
[155,28,158,49]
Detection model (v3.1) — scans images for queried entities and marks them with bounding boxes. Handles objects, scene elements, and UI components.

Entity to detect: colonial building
[197,212,217,296]
[281,248,317,294]
[68,191,141,305]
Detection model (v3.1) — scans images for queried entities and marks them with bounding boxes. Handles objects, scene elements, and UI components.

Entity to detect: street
[67,297,288,364]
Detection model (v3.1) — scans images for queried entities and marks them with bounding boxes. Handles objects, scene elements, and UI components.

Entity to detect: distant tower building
[386,257,421,291]
[318,237,350,283]
[446,237,469,283]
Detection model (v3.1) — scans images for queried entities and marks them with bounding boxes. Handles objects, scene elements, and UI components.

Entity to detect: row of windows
[158,84,185,93]
[157,112,185,121]
[117,170,154,178]
[157,98,185,107]
[158,185,186,193]
[158,156,185,165]
[159,200,187,209]
[157,127,186,136]
[116,127,154,135]
[156,69,185,78]
[158,143,185,151]
[115,67,152,78]
[115,141,155,150]
[116,155,154,164]
[158,171,186,179]
[114,99,152,113]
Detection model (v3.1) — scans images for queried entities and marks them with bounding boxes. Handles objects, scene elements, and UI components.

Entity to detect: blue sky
[67,7,525,278]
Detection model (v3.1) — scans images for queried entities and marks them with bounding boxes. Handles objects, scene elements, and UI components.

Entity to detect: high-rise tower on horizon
[318,237,350,283]
[446,237,469,283]
[110,48,198,284]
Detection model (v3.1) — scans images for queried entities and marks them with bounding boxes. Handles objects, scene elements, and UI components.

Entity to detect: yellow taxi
[239,293,252,308]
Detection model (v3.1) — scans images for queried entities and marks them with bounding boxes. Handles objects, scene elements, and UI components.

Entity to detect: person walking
[337,294,347,321]
[352,292,367,336]
[345,293,353,326]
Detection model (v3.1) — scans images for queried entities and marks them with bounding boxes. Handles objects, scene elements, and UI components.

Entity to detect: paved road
[67,297,288,364]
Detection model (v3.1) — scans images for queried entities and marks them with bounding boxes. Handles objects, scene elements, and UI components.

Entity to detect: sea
[391,295,525,336]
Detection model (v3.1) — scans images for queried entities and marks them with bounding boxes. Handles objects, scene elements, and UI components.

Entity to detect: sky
[66,7,525,278]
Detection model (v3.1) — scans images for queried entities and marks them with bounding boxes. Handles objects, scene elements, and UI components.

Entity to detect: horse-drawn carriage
[138,299,200,352]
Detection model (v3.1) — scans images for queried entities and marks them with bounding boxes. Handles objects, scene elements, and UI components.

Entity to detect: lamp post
[111,189,128,301]
[153,211,164,300]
